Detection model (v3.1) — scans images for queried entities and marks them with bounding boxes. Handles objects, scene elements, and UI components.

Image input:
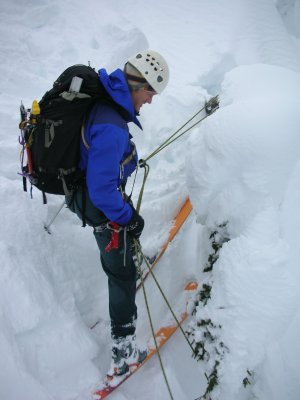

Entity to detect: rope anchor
[205,95,219,115]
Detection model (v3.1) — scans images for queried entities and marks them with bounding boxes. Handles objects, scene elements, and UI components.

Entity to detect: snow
[1,0,300,399]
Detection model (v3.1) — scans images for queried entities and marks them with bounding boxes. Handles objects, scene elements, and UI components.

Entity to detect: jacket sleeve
[86,123,133,225]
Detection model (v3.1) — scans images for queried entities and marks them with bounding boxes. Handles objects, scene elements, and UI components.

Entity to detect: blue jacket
[79,68,142,225]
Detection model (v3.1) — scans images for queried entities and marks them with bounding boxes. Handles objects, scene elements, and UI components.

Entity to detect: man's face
[131,87,157,113]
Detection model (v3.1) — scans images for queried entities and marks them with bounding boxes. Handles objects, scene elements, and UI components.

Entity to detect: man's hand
[127,208,144,239]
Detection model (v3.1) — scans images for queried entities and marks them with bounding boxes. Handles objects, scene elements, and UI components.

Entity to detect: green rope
[136,161,150,214]
[143,95,219,163]
[133,240,174,400]
[134,96,220,212]
[143,106,204,162]
[146,112,209,159]
[128,97,220,397]
[132,96,220,367]
[134,239,196,355]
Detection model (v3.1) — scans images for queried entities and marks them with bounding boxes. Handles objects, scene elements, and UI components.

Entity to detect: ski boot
[107,334,147,379]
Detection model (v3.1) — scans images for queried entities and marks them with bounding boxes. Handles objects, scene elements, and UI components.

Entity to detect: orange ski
[137,197,193,289]
[95,280,198,399]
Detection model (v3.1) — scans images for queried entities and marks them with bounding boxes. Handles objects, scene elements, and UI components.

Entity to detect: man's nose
[146,95,153,104]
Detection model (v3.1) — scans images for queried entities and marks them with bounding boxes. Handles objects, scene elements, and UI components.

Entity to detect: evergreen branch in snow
[188,223,230,400]
[199,284,212,305]
[242,369,254,388]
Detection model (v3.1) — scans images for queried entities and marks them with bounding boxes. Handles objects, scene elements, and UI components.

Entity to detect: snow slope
[0,0,300,399]
[186,64,300,400]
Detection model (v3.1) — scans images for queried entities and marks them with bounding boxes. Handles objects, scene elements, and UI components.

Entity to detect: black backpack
[19,64,113,197]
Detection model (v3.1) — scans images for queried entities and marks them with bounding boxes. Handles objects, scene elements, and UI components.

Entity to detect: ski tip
[184,281,198,291]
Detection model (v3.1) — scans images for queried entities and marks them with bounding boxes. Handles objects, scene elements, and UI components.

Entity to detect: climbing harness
[104,222,122,253]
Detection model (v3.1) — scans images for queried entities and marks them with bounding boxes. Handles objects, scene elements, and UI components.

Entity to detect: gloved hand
[126,207,144,240]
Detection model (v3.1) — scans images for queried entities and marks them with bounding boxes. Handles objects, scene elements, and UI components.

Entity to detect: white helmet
[127,50,169,94]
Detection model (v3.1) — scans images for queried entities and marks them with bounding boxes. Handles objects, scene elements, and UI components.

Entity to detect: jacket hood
[98,68,142,130]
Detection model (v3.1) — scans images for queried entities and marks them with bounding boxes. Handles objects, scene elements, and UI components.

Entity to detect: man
[66,50,169,377]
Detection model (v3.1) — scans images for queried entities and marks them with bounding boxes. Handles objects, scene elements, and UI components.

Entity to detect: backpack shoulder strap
[121,142,137,167]
[81,124,90,150]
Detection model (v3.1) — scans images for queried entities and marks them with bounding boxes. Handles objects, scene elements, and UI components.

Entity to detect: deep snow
[1,0,300,399]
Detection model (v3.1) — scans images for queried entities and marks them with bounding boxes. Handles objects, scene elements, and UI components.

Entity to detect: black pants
[66,186,137,339]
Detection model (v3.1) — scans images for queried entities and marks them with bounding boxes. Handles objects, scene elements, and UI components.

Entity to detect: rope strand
[146,111,210,160]
[134,239,196,355]
[136,161,150,214]
[133,96,220,211]
[143,95,219,163]
[144,103,206,161]
[133,240,174,400]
